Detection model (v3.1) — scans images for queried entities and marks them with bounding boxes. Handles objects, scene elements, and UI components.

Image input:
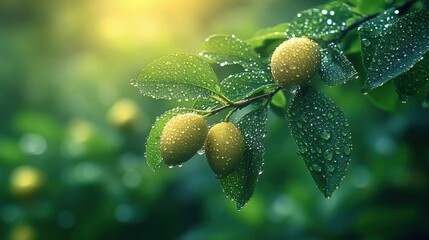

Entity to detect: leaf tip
[236,202,245,210]
[147,161,160,172]
[323,191,333,199]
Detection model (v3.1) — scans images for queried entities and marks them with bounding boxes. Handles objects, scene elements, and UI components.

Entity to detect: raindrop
[320,130,331,140]
[323,150,334,161]
[361,38,371,47]
[311,163,322,172]
[327,165,336,172]
[343,145,351,156]
[197,148,205,156]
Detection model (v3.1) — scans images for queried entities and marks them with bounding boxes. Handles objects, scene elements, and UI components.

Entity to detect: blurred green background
[1,0,429,239]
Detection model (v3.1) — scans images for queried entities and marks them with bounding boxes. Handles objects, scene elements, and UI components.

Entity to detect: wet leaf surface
[134,54,222,101]
[363,10,429,93]
[288,86,352,198]
[320,43,358,86]
[220,107,268,209]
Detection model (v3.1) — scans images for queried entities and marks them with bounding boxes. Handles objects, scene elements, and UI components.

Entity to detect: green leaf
[393,53,429,102]
[146,108,202,171]
[363,10,429,93]
[287,86,352,198]
[198,34,265,71]
[192,98,220,111]
[221,72,276,101]
[286,2,360,41]
[358,8,400,70]
[356,0,386,14]
[247,23,289,49]
[220,107,268,209]
[270,90,288,118]
[320,43,358,86]
[270,89,287,108]
[134,54,222,101]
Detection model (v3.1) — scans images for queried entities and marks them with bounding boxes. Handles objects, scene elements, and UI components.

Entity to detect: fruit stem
[224,107,237,122]
[332,0,419,44]
[207,86,282,117]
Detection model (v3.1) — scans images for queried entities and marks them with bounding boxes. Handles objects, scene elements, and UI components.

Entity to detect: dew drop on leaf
[320,130,331,140]
[311,163,322,172]
[343,145,351,156]
[327,165,336,172]
[323,150,334,161]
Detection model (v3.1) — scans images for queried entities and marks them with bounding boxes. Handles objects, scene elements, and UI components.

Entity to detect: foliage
[2,0,429,239]
[134,0,429,209]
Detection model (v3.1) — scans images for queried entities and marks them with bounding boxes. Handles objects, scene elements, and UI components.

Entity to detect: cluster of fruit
[159,37,321,178]
[161,113,244,178]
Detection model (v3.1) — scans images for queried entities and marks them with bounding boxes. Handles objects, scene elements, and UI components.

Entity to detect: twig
[208,86,282,116]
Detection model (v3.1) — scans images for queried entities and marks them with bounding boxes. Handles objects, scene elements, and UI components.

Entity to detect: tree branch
[208,86,282,116]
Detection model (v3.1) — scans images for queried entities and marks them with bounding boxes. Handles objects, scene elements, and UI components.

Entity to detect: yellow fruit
[10,166,43,196]
[205,122,245,178]
[160,113,208,166]
[270,37,321,88]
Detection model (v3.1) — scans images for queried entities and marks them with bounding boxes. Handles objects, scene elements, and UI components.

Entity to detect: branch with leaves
[133,0,429,209]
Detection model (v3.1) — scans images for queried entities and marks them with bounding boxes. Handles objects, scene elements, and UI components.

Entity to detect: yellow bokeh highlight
[10,166,43,196]
[68,119,95,143]
[9,224,36,240]
[107,98,141,128]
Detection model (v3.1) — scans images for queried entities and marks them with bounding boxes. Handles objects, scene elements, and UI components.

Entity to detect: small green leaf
[393,53,429,102]
[363,10,429,93]
[320,43,358,86]
[146,108,203,171]
[270,90,288,118]
[199,34,265,71]
[288,86,352,198]
[358,8,400,70]
[220,107,268,209]
[247,23,289,49]
[134,54,222,101]
[221,72,276,101]
[287,2,360,41]
[270,89,287,108]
